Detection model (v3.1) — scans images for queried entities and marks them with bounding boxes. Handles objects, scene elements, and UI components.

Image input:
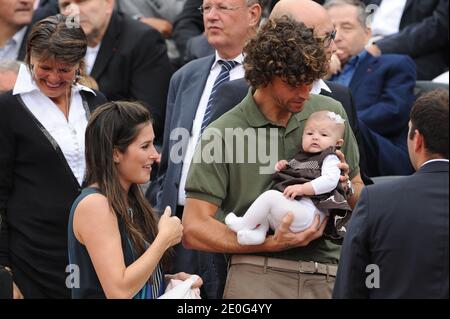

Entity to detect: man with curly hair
[148,0,263,299]
[183,17,362,298]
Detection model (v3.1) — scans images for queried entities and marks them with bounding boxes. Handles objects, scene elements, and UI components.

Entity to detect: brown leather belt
[230,255,338,277]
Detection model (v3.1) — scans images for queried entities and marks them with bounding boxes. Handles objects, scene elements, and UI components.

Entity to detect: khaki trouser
[223,256,336,299]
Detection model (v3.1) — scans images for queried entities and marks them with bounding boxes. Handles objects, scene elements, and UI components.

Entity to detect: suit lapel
[403,0,413,14]
[349,53,378,95]
[400,0,413,28]
[178,55,216,132]
[90,12,121,80]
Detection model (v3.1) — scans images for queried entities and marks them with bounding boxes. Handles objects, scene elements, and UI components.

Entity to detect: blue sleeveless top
[68,187,165,299]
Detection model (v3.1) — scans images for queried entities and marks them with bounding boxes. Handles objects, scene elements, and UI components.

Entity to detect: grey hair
[246,0,261,5]
[324,0,368,28]
[0,60,22,74]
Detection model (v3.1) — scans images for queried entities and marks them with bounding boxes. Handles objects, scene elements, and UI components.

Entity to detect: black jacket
[333,161,449,298]
[0,90,106,298]
[90,11,172,141]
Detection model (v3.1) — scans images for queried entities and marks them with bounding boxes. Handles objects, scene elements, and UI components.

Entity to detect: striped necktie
[200,60,238,134]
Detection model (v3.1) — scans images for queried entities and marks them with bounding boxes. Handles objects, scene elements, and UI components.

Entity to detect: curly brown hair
[243,16,328,88]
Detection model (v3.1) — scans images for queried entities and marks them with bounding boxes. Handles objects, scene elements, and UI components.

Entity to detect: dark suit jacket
[209,78,372,184]
[90,11,172,141]
[172,0,204,64]
[333,161,449,298]
[348,53,416,176]
[363,0,449,80]
[149,55,216,212]
[184,34,215,65]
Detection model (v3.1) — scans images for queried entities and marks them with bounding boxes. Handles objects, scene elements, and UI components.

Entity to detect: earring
[73,69,81,84]
[29,64,35,79]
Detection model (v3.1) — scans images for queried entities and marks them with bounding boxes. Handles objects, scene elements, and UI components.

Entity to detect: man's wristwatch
[346,179,354,197]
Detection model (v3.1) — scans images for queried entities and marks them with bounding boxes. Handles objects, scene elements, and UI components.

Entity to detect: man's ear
[106,0,116,14]
[336,138,344,147]
[247,3,262,28]
[365,27,372,39]
[414,129,424,153]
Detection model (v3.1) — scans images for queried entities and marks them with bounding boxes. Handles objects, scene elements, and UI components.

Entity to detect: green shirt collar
[241,88,308,135]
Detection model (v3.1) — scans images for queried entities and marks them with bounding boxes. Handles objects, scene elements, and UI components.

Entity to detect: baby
[225,110,351,245]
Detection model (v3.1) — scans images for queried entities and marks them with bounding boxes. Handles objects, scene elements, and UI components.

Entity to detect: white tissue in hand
[157,275,201,299]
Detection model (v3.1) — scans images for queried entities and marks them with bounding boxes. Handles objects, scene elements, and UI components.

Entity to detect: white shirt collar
[13,63,96,96]
[211,51,244,70]
[11,27,28,46]
[421,159,449,168]
[311,79,331,94]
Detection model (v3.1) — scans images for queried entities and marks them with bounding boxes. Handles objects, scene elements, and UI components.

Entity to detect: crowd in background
[0,0,448,299]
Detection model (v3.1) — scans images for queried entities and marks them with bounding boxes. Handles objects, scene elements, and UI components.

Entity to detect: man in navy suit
[325,0,417,177]
[333,89,449,298]
[148,0,263,298]
[363,0,448,81]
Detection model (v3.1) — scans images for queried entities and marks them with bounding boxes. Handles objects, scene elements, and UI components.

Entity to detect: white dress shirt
[370,0,407,37]
[85,43,101,75]
[13,64,96,186]
[0,27,27,62]
[178,52,245,205]
[311,79,331,95]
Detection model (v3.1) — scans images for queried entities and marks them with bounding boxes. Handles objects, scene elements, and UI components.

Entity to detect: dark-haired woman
[68,101,202,299]
[0,14,107,298]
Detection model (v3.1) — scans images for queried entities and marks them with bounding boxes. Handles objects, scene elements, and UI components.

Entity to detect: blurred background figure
[0,0,34,62]
[116,0,186,66]
[0,60,21,93]
[363,0,449,80]
[325,0,416,177]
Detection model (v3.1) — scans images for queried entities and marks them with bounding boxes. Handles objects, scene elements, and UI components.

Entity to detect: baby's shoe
[237,229,265,245]
[225,212,244,232]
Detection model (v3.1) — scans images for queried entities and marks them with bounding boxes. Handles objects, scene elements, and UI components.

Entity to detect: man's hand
[336,149,350,185]
[272,213,328,250]
[140,17,173,38]
[326,53,342,79]
[336,150,363,206]
[13,281,23,299]
[283,185,304,200]
[366,43,382,57]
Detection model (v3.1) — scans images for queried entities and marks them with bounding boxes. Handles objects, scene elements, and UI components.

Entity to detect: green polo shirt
[186,89,360,263]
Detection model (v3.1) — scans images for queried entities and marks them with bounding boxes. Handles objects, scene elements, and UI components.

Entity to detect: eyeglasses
[198,3,243,15]
[319,29,337,48]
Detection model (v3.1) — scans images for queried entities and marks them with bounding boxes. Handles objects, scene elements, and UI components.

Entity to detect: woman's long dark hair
[85,101,171,269]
